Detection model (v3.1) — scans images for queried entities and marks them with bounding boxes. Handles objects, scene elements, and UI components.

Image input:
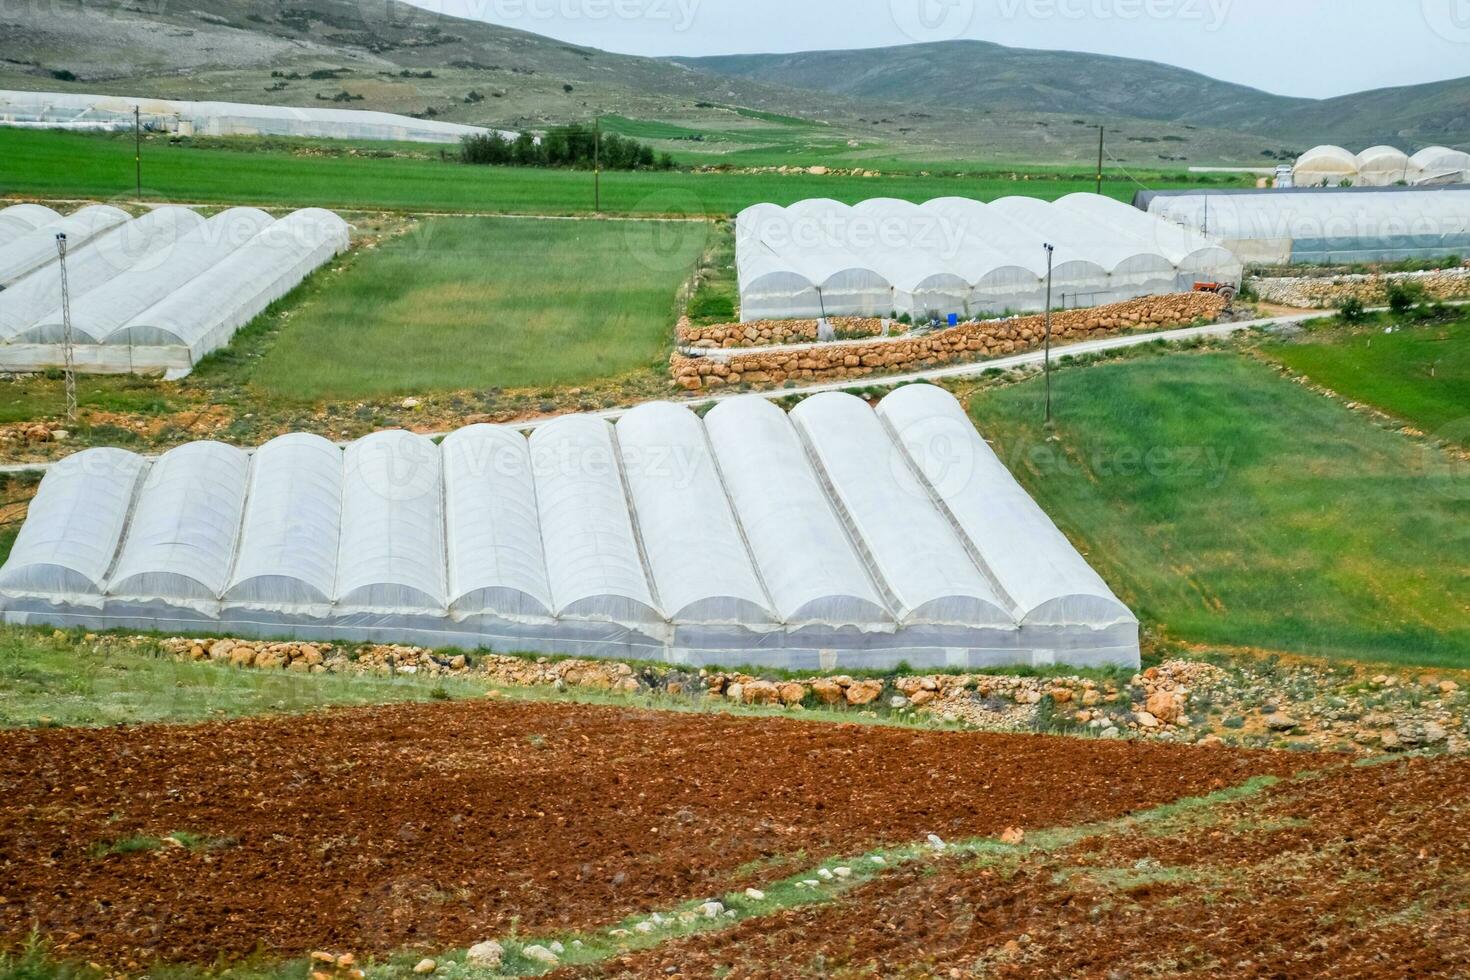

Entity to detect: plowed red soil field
[573,755,1470,979]
[0,699,1319,969]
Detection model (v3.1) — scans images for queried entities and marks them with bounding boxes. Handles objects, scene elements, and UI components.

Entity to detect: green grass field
[250,216,708,400]
[971,352,1469,668]
[0,129,1232,215]
[1265,318,1470,445]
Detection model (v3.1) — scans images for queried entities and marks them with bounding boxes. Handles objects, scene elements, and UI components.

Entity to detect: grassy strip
[0,623,1146,730]
[0,129,1202,215]
[0,630,493,728]
[970,350,1470,667]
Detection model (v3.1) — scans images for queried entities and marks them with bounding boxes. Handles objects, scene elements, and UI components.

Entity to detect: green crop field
[0,129,1235,216]
[250,216,708,400]
[1265,318,1470,445]
[971,352,1469,668]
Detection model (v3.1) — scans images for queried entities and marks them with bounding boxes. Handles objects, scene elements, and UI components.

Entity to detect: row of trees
[460,125,675,170]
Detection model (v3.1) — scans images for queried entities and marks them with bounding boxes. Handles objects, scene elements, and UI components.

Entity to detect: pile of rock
[670,293,1225,390]
[157,636,644,691]
[1250,267,1470,309]
[127,634,1468,754]
[0,422,68,445]
[678,316,884,348]
[702,672,886,707]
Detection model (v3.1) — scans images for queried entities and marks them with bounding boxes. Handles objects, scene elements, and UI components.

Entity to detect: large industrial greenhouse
[735,194,1241,322]
[1136,185,1470,265]
[0,387,1140,670]
[1293,144,1470,187]
[0,203,349,374]
[0,89,512,144]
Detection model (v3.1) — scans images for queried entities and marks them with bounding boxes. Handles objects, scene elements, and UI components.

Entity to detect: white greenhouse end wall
[735,195,1242,323]
[0,388,1140,671]
[0,203,349,376]
[1294,144,1470,188]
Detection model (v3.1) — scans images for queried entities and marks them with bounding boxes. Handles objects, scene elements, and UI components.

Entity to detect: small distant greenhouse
[0,204,349,375]
[735,194,1241,322]
[1293,144,1470,188]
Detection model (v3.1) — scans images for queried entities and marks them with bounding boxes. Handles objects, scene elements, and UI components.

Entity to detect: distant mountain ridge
[675,40,1470,149]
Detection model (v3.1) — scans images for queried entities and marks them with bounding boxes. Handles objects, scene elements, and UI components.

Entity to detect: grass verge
[1263,315,1469,445]
[970,351,1470,668]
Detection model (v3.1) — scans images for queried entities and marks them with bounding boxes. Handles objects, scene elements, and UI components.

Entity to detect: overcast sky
[408,0,1470,99]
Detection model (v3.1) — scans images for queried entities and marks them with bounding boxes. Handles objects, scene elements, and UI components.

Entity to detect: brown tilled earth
[572,755,1470,979]
[0,699,1319,968]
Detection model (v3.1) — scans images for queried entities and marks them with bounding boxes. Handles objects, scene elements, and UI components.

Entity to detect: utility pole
[1043,243,1055,425]
[55,233,77,421]
[134,105,142,200]
[1096,126,1104,196]
[593,115,601,214]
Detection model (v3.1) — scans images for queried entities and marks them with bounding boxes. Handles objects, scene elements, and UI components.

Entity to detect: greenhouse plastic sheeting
[735,194,1241,322]
[0,89,517,144]
[1294,144,1470,188]
[0,204,59,249]
[1139,185,1470,265]
[0,204,129,287]
[1,207,206,342]
[0,206,349,375]
[0,388,1140,670]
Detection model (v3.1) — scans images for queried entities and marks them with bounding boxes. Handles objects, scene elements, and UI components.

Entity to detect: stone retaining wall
[1250,268,1470,309]
[678,316,885,348]
[670,292,1226,390]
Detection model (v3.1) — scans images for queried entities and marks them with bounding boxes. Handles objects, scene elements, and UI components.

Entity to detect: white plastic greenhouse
[1137,185,1470,265]
[0,387,1140,670]
[0,204,349,375]
[0,89,516,144]
[735,194,1241,322]
[1293,144,1470,187]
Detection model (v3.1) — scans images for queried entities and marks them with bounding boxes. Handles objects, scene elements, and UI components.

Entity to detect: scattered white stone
[650,913,666,925]
[608,929,630,938]
[870,856,886,866]
[402,397,421,409]
[465,941,503,969]
[571,940,583,949]
[697,901,725,919]
[743,887,766,901]
[817,868,834,880]
[802,879,820,887]
[412,959,436,975]
[833,867,852,879]
[548,941,565,955]
[927,834,947,851]
[520,945,559,967]
[633,921,655,934]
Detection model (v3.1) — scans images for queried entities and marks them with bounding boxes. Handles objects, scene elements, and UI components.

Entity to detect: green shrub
[1386,280,1425,316]
[1337,296,1367,323]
